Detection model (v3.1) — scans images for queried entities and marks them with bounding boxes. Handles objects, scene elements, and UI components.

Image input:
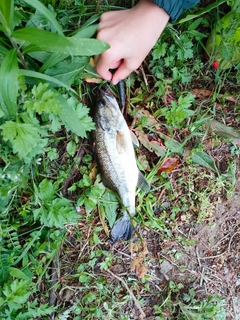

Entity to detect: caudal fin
[110,217,134,242]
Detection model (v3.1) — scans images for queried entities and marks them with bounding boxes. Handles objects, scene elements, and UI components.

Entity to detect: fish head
[93,87,122,132]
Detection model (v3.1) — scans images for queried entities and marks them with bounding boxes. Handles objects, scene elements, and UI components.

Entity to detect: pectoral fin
[116,131,127,154]
[137,171,150,193]
[130,130,139,148]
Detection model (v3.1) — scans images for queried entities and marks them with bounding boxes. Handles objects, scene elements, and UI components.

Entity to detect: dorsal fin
[137,171,150,193]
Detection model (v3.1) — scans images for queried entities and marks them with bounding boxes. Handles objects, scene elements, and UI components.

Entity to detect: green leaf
[9,267,30,280]
[56,95,95,138]
[13,28,109,56]
[24,83,61,116]
[23,0,63,35]
[0,49,18,117]
[0,0,14,36]
[176,0,227,24]
[100,190,119,228]
[34,198,79,228]
[19,69,76,94]
[38,179,56,202]
[2,279,31,310]
[191,150,218,172]
[44,56,88,86]
[72,24,98,38]
[209,119,240,145]
[0,120,48,162]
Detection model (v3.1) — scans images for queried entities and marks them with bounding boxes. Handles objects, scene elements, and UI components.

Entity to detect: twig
[49,254,59,320]
[198,231,240,260]
[106,269,146,319]
[140,64,149,91]
[11,40,29,69]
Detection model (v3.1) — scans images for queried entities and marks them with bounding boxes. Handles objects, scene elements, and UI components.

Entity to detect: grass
[0,0,240,319]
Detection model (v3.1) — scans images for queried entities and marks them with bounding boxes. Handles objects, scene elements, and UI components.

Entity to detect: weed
[0,0,239,319]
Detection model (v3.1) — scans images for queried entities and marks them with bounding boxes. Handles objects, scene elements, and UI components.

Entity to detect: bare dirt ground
[154,181,240,319]
[58,178,239,319]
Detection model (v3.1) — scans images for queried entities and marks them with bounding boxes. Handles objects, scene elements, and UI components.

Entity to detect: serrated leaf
[0,120,48,162]
[24,83,61,116]
[35,198,79,228]
[2,279,31,310]
[0,49,18,117]
[191,150,218,172]
[13,28,109,56]
[56,95,95,137]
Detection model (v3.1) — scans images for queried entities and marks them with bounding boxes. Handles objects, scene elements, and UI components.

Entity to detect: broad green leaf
[38,179,56,202]
[0,44,8,55]
[9,267,30,280]
[34,198,79,228]
[0,0,14,36]
[72,24,98,38]
[0,49,18,117]
[44,56,88,86]
[56,95,95,137]
[19,69,76,94]
[191,150,218,172]
[100,190,119,228]
[39,53,68,72]
[0,120,48,162]
[13,28,109,56]
[23,0,63,35]
[209,120,240,145]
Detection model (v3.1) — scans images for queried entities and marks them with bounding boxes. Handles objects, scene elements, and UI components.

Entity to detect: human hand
[95,0,169,84]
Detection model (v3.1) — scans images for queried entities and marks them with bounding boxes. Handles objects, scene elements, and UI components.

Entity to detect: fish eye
[97,98,106,108]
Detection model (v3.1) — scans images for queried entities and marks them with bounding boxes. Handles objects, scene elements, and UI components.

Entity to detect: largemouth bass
[91,85,150,241]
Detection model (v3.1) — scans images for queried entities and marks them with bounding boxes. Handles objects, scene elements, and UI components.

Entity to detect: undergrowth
[0,0,239,319]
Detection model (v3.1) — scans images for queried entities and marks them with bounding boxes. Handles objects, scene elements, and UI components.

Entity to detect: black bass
[91,85,150,242]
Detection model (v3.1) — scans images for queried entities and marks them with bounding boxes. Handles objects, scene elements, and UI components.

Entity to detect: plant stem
[11,39,29,69]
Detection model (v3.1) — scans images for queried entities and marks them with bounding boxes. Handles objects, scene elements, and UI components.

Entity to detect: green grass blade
[23,0,63,35]
[176,0,227,24]
[191,150,218,173]
[19,69,76,94]
[0,48,18,117]
[0,0,14,36]
[13,28,109,56]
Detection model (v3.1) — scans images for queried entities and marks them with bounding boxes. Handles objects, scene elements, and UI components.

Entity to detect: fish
[91,85,150,242]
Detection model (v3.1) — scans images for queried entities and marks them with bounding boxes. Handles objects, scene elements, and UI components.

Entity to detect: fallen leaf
[208,120,240,145]
[157,157,178,174]
[191,88,213,99]
[138,134,165,157]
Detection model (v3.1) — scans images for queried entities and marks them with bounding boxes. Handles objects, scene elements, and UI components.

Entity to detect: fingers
[111,59,137,85]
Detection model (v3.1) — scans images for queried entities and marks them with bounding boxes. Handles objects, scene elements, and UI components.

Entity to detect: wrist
[134,0,170,36]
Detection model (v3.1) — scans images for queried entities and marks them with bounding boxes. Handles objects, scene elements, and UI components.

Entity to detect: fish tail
[110,216,134,242]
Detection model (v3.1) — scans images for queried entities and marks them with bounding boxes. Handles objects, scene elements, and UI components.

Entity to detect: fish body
[91,86,149,241]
